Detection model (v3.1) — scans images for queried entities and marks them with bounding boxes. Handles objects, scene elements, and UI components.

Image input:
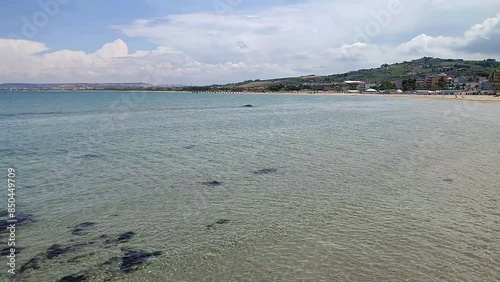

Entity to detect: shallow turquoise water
[1,91,499,281]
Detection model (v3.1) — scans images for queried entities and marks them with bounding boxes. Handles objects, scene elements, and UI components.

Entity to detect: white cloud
[1,1,500,84]
[94,39,129,59]
[0,39,48,56]
[397,13,500,58]
[0,38,294,84]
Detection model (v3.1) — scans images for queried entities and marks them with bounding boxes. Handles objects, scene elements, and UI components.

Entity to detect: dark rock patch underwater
[19,257,40,273]
[72,222,97,236]
[58,273,87,282]
[0,213,35,237]
[253,168,277,175]
[206,219,230,230]
[74,154,102,160]
[203,180,223,187]
[47,244,72,260]
[120,249,163,273]
[16,219,162,280]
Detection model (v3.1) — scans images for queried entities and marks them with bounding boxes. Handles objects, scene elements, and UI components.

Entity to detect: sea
[0,91,499,281]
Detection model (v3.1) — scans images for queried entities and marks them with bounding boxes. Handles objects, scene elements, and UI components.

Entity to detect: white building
[344,81,366,92]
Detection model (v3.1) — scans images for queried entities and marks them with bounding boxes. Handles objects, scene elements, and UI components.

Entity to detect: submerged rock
[102,256,121,266]
[216,219,230,225]
[117,231,136,243]
[0,213,35,234]
[206,219,230,230]
[102,231,136,245]
[17,213,35,225]
[253,168,277,175]
[58,274,87,282]
[203,181,222,187]
[19,257,40,273]
[83,154,100,159]
[120,249,162,273]
[76,154,101,160]
[1,246,21,256]
[101,234,113,245]
[101,235,114,246]
[72,222,97,236]
[47,244,71,260]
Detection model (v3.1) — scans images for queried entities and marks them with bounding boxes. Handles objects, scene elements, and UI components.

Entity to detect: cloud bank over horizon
[1,0,500,85]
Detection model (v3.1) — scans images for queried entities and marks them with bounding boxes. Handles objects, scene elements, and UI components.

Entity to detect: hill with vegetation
[190,57,499,92]
[2,58,498,92]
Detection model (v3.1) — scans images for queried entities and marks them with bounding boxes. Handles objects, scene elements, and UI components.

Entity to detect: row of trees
[490,68,500,95]
[402,79,417,91]
[378,78,417,91]
[379,81,395,90]
[267,84,313,92]
[436,77,453,90]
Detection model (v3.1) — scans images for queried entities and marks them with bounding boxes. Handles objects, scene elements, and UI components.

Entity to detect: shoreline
[198,92,500,103]
[3,89,500,103]
[195,91,500,103]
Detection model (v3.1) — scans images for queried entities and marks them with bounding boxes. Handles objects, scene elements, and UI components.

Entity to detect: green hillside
[205,57,499,91]
[319,57,499,83]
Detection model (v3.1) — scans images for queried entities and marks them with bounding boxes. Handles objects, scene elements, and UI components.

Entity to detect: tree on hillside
[379,81,395,90]
[489,68,500,80]
[448,79,455,90]
[402,78,416,91]
[437,77,447,90]
[490,68,499,95]
[267,84,285,92]
[284,85,303,92]
[488,68,500,95]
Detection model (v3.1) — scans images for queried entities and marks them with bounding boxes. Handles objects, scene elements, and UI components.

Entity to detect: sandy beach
[198,91,500,103]
[387,94,500,103]
[343,93,500,103]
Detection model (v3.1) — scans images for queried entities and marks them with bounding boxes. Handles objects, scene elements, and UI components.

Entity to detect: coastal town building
[392,80,403,90]
[454,77,468,88]
[365,83,379,89]
[462,82,479,94]
[344,81,366,92]
[416,76,427,89]
[426,73,453,89]
[480,80,492,91]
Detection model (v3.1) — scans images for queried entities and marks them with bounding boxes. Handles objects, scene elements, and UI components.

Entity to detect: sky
[1,0,499,85]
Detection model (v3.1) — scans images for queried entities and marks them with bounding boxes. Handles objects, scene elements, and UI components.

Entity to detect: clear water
[1,91,499,281]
